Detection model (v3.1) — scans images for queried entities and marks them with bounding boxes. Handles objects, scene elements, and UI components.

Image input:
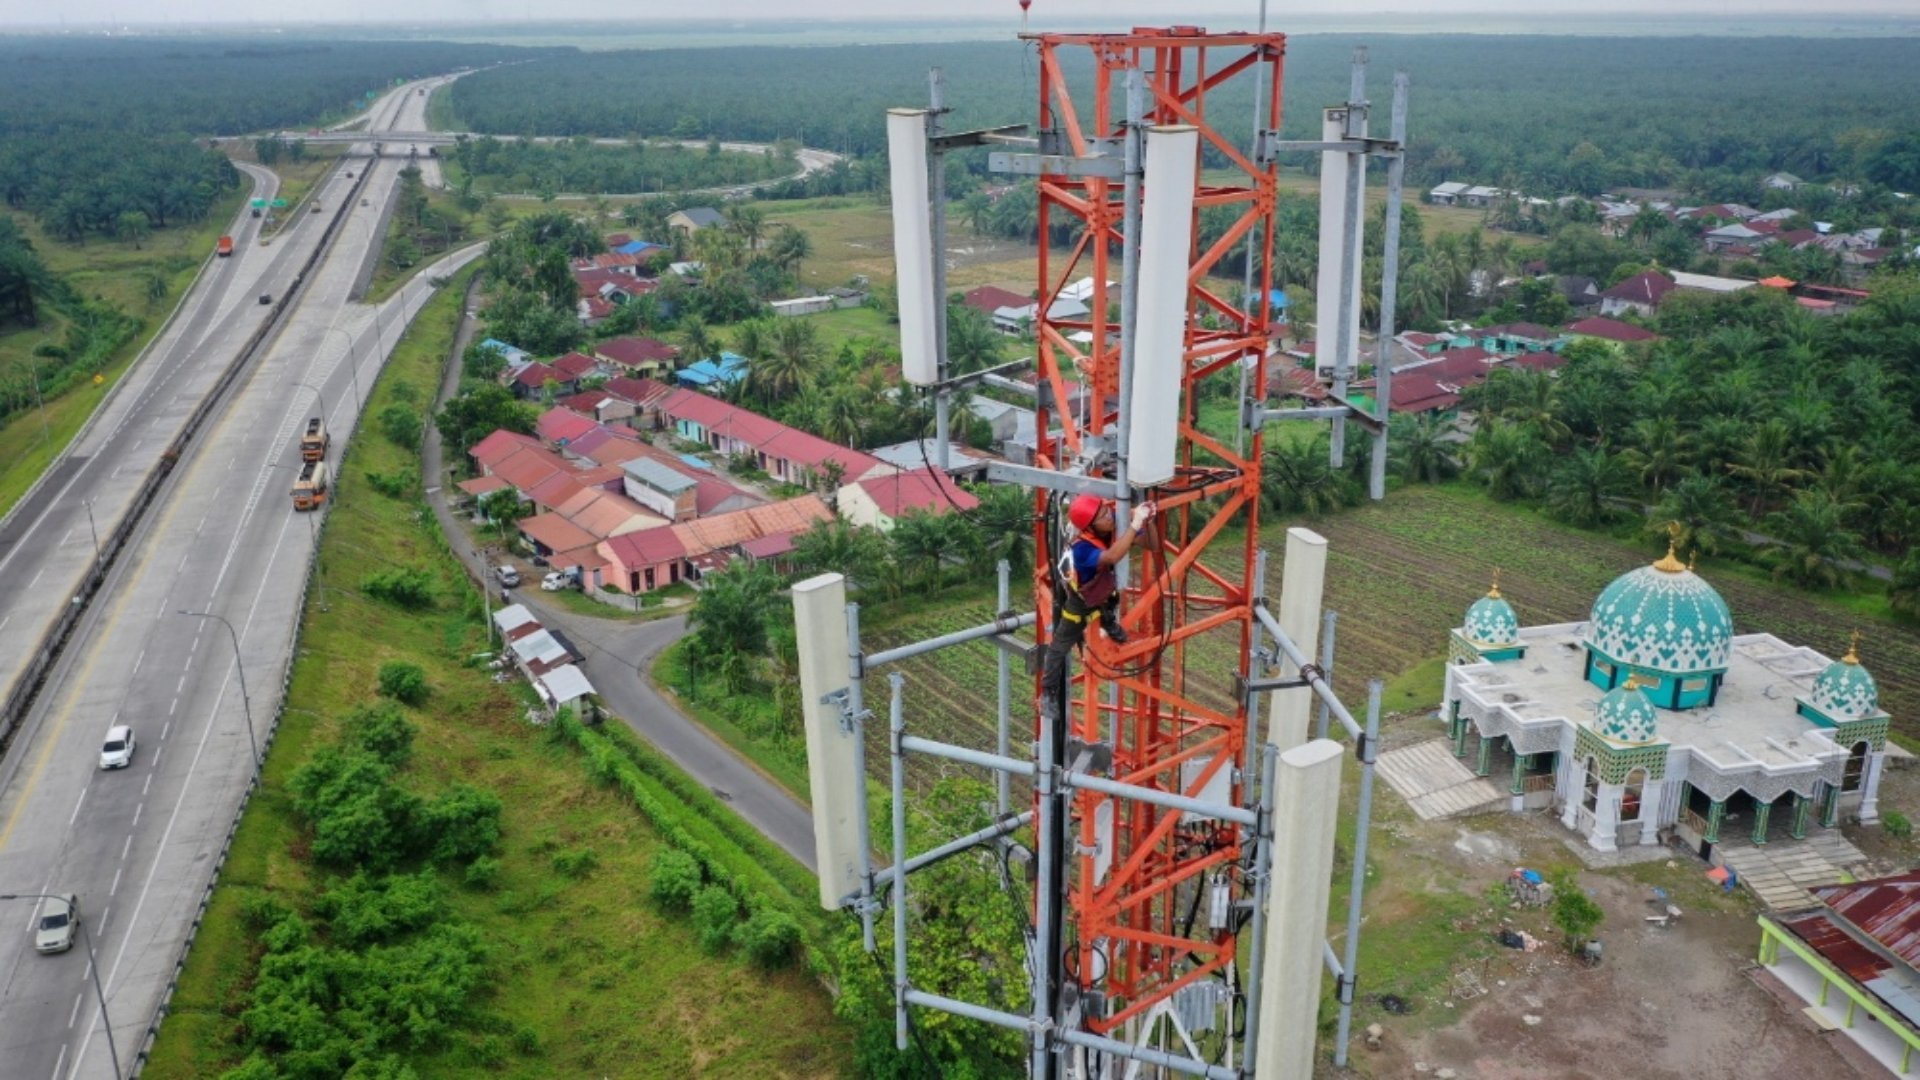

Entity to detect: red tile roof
[1565,316,1657,343]
[602,376,673,406]
[1600,271,1676,307]
[1509,351,1568,373]
[1469,322,1562,342]
[580,297,616,319]
[856,468,980,519]
[603,526,688,567]
[510,362,558,390]
[527,472,588,511]
[487,445,572,491]
[596,337,679,370]
[1406,346,1498,387]
[536,407,600,447]
[1267,364,1328,401]
[552,352,600,379]
[604,233,632,247]
[659,389,885,477]
[456,475,511,496]
[557,390,611,417]
[962,285,1031,315]
[520,512,598,554]
[567,425,643,462]
[470,430,542,470]
[1780,229,1820,248]
[1386,372,1460,414]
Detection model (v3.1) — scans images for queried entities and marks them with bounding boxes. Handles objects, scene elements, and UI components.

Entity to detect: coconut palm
[677,315,714,368]
[969,483,1036,572]
[766,224,812,275]
[1262,434,1361,516]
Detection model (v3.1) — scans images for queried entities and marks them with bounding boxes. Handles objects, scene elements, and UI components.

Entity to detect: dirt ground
[1331,714,1920,1079]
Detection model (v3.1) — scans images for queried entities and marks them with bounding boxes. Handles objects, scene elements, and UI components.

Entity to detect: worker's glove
[1130,502,1156,531]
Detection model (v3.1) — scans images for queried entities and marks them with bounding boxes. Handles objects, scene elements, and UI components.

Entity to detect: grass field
[0,183,248,519]
[758,178,1526,310]
[144,262,851,1079]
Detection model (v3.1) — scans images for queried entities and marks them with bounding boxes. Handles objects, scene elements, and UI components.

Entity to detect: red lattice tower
[1029,27,1284,1035]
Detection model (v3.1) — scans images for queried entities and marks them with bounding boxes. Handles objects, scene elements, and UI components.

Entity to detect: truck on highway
[291,460,330,511]
[216,235,234,257]
[300,417,329,462]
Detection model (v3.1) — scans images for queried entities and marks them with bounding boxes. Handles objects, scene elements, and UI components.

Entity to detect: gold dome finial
[1652,522,1686,573]
[1488,567,1503,599]
[1844,630,1861,665]
[1622,672,1647,691]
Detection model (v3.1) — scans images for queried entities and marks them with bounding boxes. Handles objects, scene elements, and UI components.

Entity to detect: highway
[0,76,475,1079]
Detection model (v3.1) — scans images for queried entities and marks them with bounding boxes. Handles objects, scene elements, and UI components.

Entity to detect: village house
[1758,871,1920,1077]
[836,467,980,531]
[1564,315,1657,347]
[666,206,726,236]
[594,336,680,379]
[597,495,834,594]
[1599,270,1677,318]
[657,389,893,487]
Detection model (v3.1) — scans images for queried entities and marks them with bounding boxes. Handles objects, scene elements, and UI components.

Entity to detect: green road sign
[271,199,288,208]
[251,198,267,208]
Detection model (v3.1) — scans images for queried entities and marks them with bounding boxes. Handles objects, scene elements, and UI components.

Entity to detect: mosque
[1442,541,1889,856]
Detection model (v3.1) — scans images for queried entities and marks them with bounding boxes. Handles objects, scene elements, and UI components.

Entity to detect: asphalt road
[0,77,478,1080]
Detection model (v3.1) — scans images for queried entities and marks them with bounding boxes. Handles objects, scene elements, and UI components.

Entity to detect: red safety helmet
[1068,494,1105,531]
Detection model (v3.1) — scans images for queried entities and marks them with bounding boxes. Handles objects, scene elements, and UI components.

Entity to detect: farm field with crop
[860,484,1920,789]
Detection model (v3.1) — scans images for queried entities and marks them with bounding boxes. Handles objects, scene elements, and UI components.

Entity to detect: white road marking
[110,868,122,896]
[29,568,44,589]
[49,1041,66,1079]
[0,615,9,633]
[130,803,142,828]
[142,774,151,796]
[175,675,186,694]
[60,528,75,546]
[133,648,145,673]
[68,785,90,826]
[161,720,170,739]
[68,992,82,1029]
[121,836,131,861]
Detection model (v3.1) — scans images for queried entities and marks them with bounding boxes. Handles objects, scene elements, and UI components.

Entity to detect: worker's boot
[1102,600,1129,645]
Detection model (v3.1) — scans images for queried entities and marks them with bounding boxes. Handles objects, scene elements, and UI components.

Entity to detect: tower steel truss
[1027,27,1284,1038]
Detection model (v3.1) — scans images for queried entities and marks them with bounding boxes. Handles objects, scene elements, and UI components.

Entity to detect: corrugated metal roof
[623,456,696,494]
[1816,872,1920,968]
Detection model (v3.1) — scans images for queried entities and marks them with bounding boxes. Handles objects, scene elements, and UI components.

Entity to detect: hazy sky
[3,0,1917,27]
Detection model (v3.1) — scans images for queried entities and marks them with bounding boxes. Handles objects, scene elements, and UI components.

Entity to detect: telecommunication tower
[797,25,1411,1080]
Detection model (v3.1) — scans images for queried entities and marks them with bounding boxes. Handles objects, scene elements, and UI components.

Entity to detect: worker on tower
[1042,494,1155,714]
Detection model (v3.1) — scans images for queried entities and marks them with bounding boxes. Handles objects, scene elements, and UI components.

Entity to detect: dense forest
[0,38,539,241]
[446,136,797,198]
[445,36,1920,200]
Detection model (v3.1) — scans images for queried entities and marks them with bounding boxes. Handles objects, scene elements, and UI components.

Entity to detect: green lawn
[145,262,851,1079]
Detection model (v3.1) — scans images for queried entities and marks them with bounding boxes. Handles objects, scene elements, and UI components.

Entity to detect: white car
[34,895,77,954]
[99,725,135,770]
[494,565,520,589]
[541,571,574,592]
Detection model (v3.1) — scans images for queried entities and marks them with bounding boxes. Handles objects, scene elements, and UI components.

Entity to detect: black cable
[844,908,945,1080]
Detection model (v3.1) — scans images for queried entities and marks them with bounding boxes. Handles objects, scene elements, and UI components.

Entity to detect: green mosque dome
[1586,543,1732,677]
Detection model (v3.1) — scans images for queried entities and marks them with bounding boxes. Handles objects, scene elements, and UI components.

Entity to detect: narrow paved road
[421,281,816,869]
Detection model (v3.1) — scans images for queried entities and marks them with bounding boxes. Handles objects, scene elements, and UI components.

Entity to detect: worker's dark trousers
[1040,594,1121,721]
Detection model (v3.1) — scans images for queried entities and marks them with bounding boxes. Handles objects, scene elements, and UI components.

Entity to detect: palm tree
[1546,447,1636,527]
[969,483,1036,571]
[732,318,773,363]
[1391,412,1461,484]
[1760,490,1866,590]
[677,316,714,368]
[1262,434,1361,516]
[1494,368,1571,448]
[1652,474,1743,557]
[749,343,815,403]
[1726,419,1811,515]
[1891,550,1920,621]
[724,203,767,251]
[819,387,865,448]
[959,190,994,236]
[890,510,963,589]
[1468,421,1548,502]
[1622,415,1692,493]
[767,225,812,275]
